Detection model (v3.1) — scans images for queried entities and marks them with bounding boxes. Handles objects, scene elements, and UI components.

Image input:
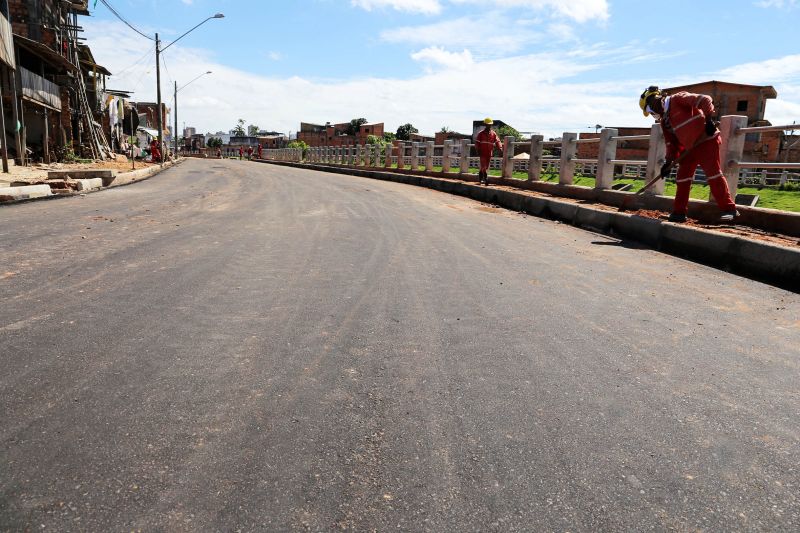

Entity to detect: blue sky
[84,0,800,137]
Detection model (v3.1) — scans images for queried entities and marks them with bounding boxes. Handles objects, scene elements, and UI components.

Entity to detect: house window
[737,100,748,112]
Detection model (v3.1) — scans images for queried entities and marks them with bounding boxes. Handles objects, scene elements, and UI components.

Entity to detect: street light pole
[155,33,163,166]
[173,71,212,158]
[174,80,178,157]
[154,13,223,166]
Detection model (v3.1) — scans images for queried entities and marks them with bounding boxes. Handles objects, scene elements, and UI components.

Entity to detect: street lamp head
[213,13,225,18]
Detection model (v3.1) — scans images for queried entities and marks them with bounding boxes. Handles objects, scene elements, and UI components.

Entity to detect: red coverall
[149,140,162,162]
[239,147,244,159]
[661,91,736,215]
[475,128,502,173]
[257,144,263,159]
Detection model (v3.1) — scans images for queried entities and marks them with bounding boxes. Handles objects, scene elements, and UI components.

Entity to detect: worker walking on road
[640,86,738,223]
[475,117,503,185]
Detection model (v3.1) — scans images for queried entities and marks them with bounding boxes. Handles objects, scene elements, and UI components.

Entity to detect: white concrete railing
[265,116,800,196]
[263,148,303,162]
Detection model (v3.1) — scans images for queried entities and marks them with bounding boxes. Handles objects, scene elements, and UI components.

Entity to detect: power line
[112,44,156,77]
[98,0,154,41]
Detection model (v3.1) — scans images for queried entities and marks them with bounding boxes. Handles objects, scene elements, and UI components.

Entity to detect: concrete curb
[0,159,184,206]
[0,184,52,202]
[261,160,800,291]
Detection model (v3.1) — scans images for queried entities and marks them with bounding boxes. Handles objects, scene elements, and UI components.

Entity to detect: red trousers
[479,151,492,172]
[674,137,736,214]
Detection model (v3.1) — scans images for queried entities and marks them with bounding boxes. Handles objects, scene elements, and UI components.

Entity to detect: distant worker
[257,143,263,159]
[475,117,503,185]
[216,148,222,159]
[149,139,162,163]
[640,86,738,223]
[247,146,253,160]
[238,146,244,160]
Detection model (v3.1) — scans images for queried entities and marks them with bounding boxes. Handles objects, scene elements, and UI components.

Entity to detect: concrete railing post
[397,143,405,169]
[527,135,543,181]
[502,136,514,179]
[460,139,470,174]
[385,143,392,168]
[352,144,359,166]
[442,140,452,173]
[644,125,667,195]
[719,115,748,200]
[559,132,577,185]
[425,141,434,172]
[410,142,419,170]
[595,128,618,189]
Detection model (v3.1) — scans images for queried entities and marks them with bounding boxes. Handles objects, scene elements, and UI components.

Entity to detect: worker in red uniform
[238,146,244,160]
[149,139,162,163]
[640,86,738,223]
[247,146,253,160]
[257,143,263,159]
[475,117,503,185]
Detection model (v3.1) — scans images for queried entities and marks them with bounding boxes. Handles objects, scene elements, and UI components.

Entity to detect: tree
[346,118,368,136]
[206,137,223,148]
[439,126,453,133]
[287,140,309,158]
[396,123,418,141]
[496,124,523,142]
[248,124,260,136]
[231,119,246,136]
[366,134,386,146]
[382,131,396,142]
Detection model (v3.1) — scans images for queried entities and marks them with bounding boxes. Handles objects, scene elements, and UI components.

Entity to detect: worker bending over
[640,86,738,223]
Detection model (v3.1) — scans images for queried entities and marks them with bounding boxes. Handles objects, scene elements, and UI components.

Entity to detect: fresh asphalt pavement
[1,159,798,531]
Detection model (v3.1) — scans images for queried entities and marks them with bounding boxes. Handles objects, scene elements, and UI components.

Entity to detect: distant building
[297,121,385,147]
[183,127,196,138]
[258,134,288,149]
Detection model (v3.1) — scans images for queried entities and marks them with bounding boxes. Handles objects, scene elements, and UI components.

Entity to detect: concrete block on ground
[76,178,103,191]
[0,184,52,202]
[47,169,115,181]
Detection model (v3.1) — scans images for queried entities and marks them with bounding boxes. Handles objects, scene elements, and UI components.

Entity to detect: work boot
[668,212,687,223]
[719,210,739,223]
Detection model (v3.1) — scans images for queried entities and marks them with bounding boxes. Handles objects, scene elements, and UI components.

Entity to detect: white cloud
[410,47,474,71]
[267,51,283,61]
[716,54,800,84]
[380,15,544,56]
[755,0,798,8]
[351,0,442,15]
[451,0,609,23]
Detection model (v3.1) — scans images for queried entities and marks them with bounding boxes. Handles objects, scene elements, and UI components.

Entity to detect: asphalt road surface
[2,159,799,531]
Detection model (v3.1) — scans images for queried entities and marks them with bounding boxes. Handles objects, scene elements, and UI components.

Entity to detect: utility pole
[155,33,163,166]
[174,81,178,157]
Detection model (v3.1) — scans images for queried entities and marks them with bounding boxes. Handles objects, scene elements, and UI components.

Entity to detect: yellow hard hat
[483,117,494,125]
[639,86,661,117]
